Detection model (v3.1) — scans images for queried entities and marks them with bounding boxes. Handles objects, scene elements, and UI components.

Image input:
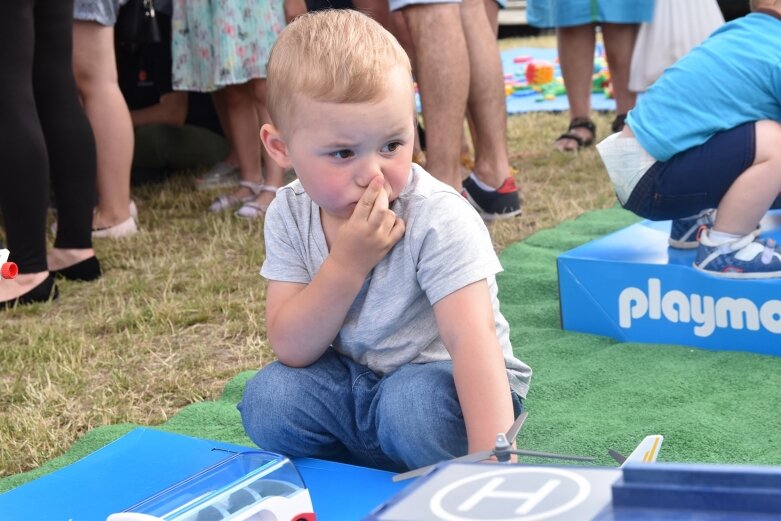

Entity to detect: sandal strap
[239,180,265,195]
[555,117,596,149]
[241,202,268,212]
[260,185,281,194]
[235,201,269,219]
[568,117,596,135]
[555,132,587,148]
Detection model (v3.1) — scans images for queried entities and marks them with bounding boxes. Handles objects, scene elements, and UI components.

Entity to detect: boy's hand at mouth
[330,176,406,276]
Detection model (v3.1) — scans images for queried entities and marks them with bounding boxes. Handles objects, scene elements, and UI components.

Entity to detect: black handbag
[115,0,162,44]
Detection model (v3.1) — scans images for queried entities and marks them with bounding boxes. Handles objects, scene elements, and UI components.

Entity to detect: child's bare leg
[713,120,781,235]
[211,89,239,166]
[209,83,263,211]
[235,79,283,218]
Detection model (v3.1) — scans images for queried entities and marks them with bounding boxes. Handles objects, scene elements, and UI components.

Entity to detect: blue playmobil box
[557,211,781,355]
[0,428,405,521]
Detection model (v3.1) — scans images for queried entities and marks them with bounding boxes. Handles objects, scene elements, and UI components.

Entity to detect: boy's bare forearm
[435,281,515,453]
[267,257,367,366]
[452,336,515,453]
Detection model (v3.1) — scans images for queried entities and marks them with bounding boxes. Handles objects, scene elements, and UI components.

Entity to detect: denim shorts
[624,122,756,221]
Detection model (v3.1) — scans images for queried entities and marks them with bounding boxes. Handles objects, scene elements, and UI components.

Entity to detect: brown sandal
[554,117,597,151]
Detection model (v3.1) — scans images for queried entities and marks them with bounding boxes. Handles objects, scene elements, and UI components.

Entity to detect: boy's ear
[260,123,293,170]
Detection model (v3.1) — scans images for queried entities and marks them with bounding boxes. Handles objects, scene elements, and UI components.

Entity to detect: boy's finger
[373,185,389,213]
[354,177,382,220]
[388,216,406,245]
[368,187,391,228]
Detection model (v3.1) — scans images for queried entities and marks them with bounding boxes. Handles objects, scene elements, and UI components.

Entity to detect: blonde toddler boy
[237,10,531,471]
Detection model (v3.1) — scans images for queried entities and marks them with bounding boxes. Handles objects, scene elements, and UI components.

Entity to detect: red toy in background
[525,60,555,85]
[1,249,18,280]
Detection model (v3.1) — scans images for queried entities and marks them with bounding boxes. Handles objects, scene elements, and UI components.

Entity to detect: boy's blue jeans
[238,348,523,472]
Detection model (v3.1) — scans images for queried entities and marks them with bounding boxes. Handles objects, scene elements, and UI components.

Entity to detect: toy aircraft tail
[621,435,663,466]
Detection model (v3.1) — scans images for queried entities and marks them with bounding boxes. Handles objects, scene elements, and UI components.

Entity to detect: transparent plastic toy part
[106,451,315,521]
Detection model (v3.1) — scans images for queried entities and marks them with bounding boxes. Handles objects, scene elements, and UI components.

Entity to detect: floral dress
[171,0,285,92]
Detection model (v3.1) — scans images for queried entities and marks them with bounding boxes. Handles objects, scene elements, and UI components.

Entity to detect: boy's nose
[356,161,384,186]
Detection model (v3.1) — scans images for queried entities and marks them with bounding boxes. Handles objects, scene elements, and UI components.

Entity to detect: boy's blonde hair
[266,9,412,133]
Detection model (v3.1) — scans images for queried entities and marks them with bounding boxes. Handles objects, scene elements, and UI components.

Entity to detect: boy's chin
[321,205,354,221]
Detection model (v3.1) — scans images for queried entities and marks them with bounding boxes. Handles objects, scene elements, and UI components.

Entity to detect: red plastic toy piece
[1,262,18,280]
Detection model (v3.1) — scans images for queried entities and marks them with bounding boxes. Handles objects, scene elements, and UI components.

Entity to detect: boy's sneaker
[462,173,522,221]
[694,228,781,278]
[194,162,240,190]
[669,209,716,249]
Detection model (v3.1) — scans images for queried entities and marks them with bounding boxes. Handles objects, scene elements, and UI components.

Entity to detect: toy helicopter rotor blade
[609,449,627,465]
[392,449,495,482]
[505,411,529,442]
[454,449,496,464]
[509,449,595,462]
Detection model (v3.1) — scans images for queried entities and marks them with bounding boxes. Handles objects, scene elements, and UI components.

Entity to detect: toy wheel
[1,262,18,279]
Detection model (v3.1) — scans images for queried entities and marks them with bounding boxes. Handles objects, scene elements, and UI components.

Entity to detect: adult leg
[353,0,392,29]
[385,12,426,163]
[601,22,640,124]
[72,19,134,231]
[461,0,510,187]
[464,0,499,159]
[37,0,97,272]
[555,23,596,151]
[402,3,469,189]
[0,1,50,301]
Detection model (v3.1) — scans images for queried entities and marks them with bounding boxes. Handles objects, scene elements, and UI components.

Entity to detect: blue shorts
[624,122,756,221]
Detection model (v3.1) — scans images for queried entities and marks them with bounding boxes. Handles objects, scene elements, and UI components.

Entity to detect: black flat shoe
[1,274,59,310]
[51,256,101,282]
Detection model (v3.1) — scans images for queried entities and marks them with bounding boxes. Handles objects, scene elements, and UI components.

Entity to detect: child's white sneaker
[694,228,781,278]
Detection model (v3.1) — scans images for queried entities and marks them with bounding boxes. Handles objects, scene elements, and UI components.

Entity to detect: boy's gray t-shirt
[261,164,531,398]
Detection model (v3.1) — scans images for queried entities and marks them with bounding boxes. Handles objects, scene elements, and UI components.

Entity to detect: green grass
[0,35,621,479]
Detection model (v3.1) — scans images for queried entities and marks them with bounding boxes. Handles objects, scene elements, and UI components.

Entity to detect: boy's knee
[238,363,298,441]
[755,120,781,164]
[377,364,461,439]
[377,381,466,468]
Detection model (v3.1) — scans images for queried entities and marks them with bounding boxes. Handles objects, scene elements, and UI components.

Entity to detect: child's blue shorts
[624,122,756,220]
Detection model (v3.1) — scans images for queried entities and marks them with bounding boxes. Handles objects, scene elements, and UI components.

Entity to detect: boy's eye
[382,141,402,153]
[331,149,354,159]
